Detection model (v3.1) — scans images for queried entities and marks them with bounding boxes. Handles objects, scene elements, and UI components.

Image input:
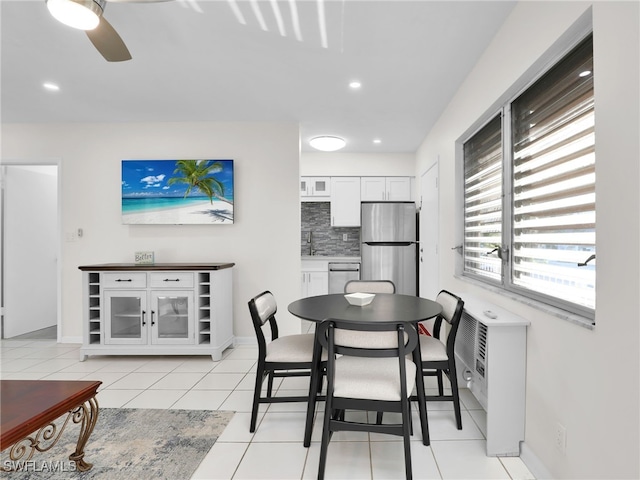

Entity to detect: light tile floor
[0,339,535,480]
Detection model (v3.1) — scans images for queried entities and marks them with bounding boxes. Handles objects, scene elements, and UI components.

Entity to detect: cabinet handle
[151,310,156,326]
[115,279,132,282]
[142,310,146,326]
[163,278,180,282]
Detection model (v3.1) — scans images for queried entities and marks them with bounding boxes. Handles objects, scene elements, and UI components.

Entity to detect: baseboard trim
[520,442,553,479]
[60,336,82,344]
[234,336,256,346]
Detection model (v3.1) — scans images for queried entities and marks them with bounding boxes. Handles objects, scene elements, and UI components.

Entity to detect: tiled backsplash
[301,202,360,256]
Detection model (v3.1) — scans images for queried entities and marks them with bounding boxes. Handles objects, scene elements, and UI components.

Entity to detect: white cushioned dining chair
[419,289,465,429]
[315,318,420,480]
[344,279,396,294]
[247,290,325,433]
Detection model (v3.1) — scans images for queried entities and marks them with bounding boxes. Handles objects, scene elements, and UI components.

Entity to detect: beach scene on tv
[122,159,234,224]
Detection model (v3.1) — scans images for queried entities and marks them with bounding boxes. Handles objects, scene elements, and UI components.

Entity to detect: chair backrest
[432,290,464,355]
[248,291,279,355]
[316,319,418,359]
[344,280,396,294]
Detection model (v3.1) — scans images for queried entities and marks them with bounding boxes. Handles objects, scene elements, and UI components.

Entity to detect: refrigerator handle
[364,242,415,247]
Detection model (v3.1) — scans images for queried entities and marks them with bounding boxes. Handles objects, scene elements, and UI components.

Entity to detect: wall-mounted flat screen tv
[122,159,234,224]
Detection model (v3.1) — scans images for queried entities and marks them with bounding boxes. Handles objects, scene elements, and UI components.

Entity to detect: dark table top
[288,293,442,324]
[78,263,235,271]
[0,380,102,449]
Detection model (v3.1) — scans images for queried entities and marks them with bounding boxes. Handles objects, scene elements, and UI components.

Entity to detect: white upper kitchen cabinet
[361,177,412,201]
[330,177,361,227]
[301,177,331,200]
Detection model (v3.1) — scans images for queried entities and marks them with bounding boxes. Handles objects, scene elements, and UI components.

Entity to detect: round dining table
[288,293,442,447]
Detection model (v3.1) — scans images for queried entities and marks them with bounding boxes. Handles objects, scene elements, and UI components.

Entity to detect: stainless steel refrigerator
[360,201,417,295]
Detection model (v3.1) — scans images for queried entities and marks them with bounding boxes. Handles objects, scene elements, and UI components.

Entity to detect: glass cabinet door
[150,291,194,345]
[104,291,146,345]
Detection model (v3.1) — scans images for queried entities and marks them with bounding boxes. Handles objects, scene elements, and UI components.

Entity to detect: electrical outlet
[555,423,567,454]
[343,234,348,241]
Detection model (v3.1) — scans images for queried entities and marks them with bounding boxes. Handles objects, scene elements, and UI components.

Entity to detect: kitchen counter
[301,256,361,262]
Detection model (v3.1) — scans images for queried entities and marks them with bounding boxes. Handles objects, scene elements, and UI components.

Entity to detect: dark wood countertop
[78,263,235,271]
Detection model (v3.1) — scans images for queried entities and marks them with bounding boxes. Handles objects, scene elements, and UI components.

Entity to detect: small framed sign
[135,251,155,265]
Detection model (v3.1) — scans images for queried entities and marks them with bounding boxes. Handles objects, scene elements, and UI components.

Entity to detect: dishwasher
[328,262,360,294]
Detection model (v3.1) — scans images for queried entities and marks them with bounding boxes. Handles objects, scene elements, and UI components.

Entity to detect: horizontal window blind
[463,115,503,282]
[510,36,595,309]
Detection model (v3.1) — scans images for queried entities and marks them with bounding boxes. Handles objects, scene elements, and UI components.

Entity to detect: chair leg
[376,411,383,424]
[266,371,275,397]
[401,395,413,479]
[317,398,333,480]
[448,362,463,430]
[250,366,266,433]
[436,369,444,396]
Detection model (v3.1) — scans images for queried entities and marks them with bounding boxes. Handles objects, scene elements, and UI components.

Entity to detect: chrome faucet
[307,231,314,255]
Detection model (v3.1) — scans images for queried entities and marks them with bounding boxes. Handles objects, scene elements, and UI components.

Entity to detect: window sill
[454,274,595,330]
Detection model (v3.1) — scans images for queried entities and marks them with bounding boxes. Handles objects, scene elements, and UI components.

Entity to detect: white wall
[301,152,415,176]
[415,2,639,479]
[0,122,302,342]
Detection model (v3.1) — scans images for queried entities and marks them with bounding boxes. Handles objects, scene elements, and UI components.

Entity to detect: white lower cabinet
[79,263,234,361]
[301,271,328,297]
[104,290,194,346]
[301,260,328,298]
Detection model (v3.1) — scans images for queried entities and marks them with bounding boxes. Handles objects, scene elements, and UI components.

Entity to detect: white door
[2,165,58,338]
[419,162,439,302]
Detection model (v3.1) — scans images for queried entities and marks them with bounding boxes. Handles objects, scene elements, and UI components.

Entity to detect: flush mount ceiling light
[46,0,105,31]
[309,136,346,152]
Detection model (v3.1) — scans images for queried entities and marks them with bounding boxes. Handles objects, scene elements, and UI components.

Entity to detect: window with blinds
[461,34,595,317]
[511,36,595,311]
[463,115,503,282]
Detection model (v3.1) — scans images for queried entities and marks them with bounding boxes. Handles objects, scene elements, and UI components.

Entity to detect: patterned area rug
[1,408,234,480]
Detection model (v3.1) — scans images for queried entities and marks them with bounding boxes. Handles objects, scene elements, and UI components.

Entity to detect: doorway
[419,161,439,301]
[1,164,59,339]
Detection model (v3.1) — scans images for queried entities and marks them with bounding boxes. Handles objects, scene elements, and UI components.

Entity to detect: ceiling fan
[46,0,174,62]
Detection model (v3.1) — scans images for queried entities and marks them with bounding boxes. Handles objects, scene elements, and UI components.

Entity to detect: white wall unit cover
[79,263,234,361]
[454,294,530,456]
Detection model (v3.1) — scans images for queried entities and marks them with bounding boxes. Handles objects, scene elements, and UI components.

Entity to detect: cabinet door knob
[142,310,146,326]
[151,310,156,326]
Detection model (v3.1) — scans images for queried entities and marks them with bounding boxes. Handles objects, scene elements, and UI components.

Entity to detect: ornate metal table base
[1,380,102,473]
[2,397,99,472]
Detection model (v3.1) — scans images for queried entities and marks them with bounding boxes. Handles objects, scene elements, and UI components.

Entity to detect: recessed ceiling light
[309,136,346,152]
[43,82,60,92]
[579,70,592,77]
[349,81,362,89]
[373,139,381,144]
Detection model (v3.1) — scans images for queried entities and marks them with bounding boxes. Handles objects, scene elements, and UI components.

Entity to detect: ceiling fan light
[309,136,346,152]
[46,0,103,31]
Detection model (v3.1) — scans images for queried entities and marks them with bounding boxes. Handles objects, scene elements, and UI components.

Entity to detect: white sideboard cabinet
[78,263,234,361]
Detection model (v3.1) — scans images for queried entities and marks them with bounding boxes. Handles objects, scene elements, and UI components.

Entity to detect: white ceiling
[0,0,516,152]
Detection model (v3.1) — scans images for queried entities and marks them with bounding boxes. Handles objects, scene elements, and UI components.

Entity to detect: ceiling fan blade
[86,17,132,62]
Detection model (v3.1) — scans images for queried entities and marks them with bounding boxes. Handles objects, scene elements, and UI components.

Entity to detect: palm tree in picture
[167,160,232,205]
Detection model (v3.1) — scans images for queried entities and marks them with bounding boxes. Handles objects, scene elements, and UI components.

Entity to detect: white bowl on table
[344,292,375,306]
